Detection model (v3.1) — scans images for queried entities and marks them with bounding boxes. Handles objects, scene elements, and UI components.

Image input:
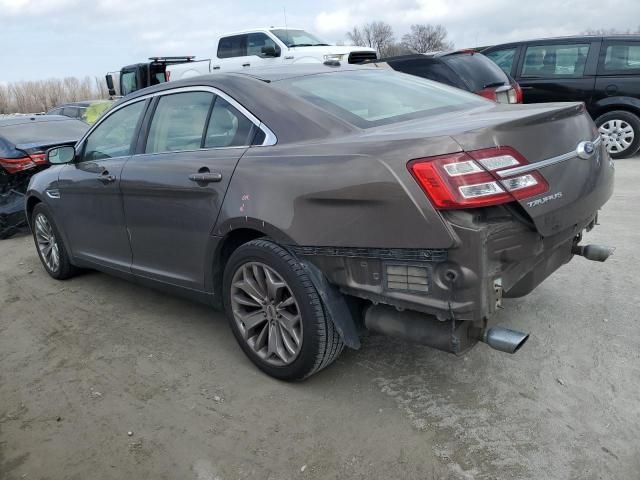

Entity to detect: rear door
[215,34,250,71]
[593,39,640,107]
[515,40,598,104]
[120,88,259,290]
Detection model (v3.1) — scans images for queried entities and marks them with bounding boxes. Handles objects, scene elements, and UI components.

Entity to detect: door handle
[212,65,221,70]
[188,172,223,183]
[242,63,250,67]
[98,171,116,184]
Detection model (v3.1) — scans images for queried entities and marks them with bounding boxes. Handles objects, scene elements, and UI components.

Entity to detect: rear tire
[31,203,78,280]
[595,110,640,159]
[223,239,344,381]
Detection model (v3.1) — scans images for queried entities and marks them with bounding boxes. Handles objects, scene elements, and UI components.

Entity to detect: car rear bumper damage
[291,204,612,355]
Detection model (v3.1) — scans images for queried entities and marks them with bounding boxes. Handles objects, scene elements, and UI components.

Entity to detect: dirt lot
[1,159,639,480]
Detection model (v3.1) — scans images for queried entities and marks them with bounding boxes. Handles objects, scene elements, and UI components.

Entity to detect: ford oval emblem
[576,141,596,160]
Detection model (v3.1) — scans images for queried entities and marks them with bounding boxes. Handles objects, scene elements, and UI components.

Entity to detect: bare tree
[347,21,395,57]
[401,24,454,53]
[0,76,108,114]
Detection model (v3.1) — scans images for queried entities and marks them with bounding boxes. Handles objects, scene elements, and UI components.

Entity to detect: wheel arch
[591,96,640,120]
[25,194,44,227]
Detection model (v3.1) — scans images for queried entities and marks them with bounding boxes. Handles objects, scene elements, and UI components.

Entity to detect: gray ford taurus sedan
[26,65,614,380]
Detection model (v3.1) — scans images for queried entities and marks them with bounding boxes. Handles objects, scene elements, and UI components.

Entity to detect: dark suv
[484,35,640,158]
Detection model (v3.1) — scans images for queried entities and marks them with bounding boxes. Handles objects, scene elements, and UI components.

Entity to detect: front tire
[31,203,77,280]
[596,110,640,159]
[223,239,344,381]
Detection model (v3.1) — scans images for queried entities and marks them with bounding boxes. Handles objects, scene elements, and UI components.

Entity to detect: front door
[120,90,258,290]
[56,100,148,270]
[516,42,596,104]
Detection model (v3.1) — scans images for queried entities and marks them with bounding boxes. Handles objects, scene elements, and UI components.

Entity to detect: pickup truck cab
[167,28,378,80]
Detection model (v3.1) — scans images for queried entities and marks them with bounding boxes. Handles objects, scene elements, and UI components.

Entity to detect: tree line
[346,22,454,57]
[0,76,108,115]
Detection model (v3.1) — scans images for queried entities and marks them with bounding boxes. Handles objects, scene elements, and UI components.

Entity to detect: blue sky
[2,0,639,83]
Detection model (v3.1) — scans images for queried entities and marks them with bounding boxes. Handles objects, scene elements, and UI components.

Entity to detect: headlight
[323,54,345,61]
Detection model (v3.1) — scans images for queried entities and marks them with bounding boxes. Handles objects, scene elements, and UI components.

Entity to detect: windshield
[0,119,88,145]
[270,29,329,47]
[442,53,509,92]
[276,70,488,128]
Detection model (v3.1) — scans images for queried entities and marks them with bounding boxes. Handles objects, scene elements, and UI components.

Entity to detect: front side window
[121,71,138,96]
[278,70,486,128]
[484,48,517,75]
[217,35,247,59]
[204,98,255,148]
[247,32,280,57]
[521,44,590,77]
[602,43,640,72]
[146,92,214,153]
[82,101,145,161]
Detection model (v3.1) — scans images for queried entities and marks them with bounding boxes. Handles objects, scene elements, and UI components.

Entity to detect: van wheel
[223,239,344,381]
[596,110,640,159]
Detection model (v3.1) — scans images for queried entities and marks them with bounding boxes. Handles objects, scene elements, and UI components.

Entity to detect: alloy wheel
[34,213,60,273]
[599,119,635,155]
[230,262,303,366]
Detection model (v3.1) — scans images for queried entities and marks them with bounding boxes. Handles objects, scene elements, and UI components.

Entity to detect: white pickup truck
[166,28,378,80]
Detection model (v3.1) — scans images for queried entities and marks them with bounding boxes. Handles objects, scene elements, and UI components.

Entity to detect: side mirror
[105,74,116,97]
[260,46,279,58]
[47,145,76,165]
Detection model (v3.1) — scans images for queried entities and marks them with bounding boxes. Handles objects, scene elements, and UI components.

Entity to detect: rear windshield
[0,119,88,146]
[442,53,510,92]
[277,70,487,128]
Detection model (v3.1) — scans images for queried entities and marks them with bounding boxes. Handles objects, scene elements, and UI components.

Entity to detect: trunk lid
[445,102,614,236]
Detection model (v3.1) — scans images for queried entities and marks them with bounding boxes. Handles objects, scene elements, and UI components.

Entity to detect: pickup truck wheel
[596,110,640,159]
[31,203,77,280]
[223,239,344,381]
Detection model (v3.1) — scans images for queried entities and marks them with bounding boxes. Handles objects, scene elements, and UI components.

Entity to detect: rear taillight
[477,88,498,101]
[408,147,548,210]
[510,82,523,103]
[0,156,36,173]
[0,152,46,174]
[165,70,171,81]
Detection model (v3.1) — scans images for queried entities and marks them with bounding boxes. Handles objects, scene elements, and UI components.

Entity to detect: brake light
[29,153,47,165]
[477,88,498,101]
[0,156,36,173]
[165,70,171,81]
[408,147,548,209]
[510,82,523,103]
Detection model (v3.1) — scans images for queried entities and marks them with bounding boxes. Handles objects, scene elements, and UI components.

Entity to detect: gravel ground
[1,159,639,480]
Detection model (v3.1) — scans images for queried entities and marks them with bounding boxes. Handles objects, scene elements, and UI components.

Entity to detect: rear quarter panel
[214,135,462,249]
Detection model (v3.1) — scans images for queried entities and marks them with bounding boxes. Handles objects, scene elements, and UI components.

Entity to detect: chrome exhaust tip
[481,327,529,354]
[572,244,615,262]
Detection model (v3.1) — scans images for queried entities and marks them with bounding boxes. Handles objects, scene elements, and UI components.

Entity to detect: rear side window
[484,48,517,75]
[279,70,487,128]
[521,44,590,78]
[82,101,145,161]
[217,35,247,59]
[387,58,465,90]
[121,71,138,96]
[601,43,640,73]
[146,92,214,153]
[204,98,255,148]
[442,53,510,92]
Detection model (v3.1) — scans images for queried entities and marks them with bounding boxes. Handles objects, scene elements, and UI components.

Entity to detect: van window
[146,92,214,153]
[602,43,640,72]
[521,44,590,78]
[217,35,247,59]
[485,48,517,75]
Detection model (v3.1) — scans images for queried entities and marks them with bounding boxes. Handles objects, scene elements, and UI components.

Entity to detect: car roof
[379,50,481,63]
[484,34,640,49]
[0,115,77,127]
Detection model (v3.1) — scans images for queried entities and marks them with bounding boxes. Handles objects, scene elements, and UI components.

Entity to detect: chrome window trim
[497,137,602,178]
[77,85,277,150]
